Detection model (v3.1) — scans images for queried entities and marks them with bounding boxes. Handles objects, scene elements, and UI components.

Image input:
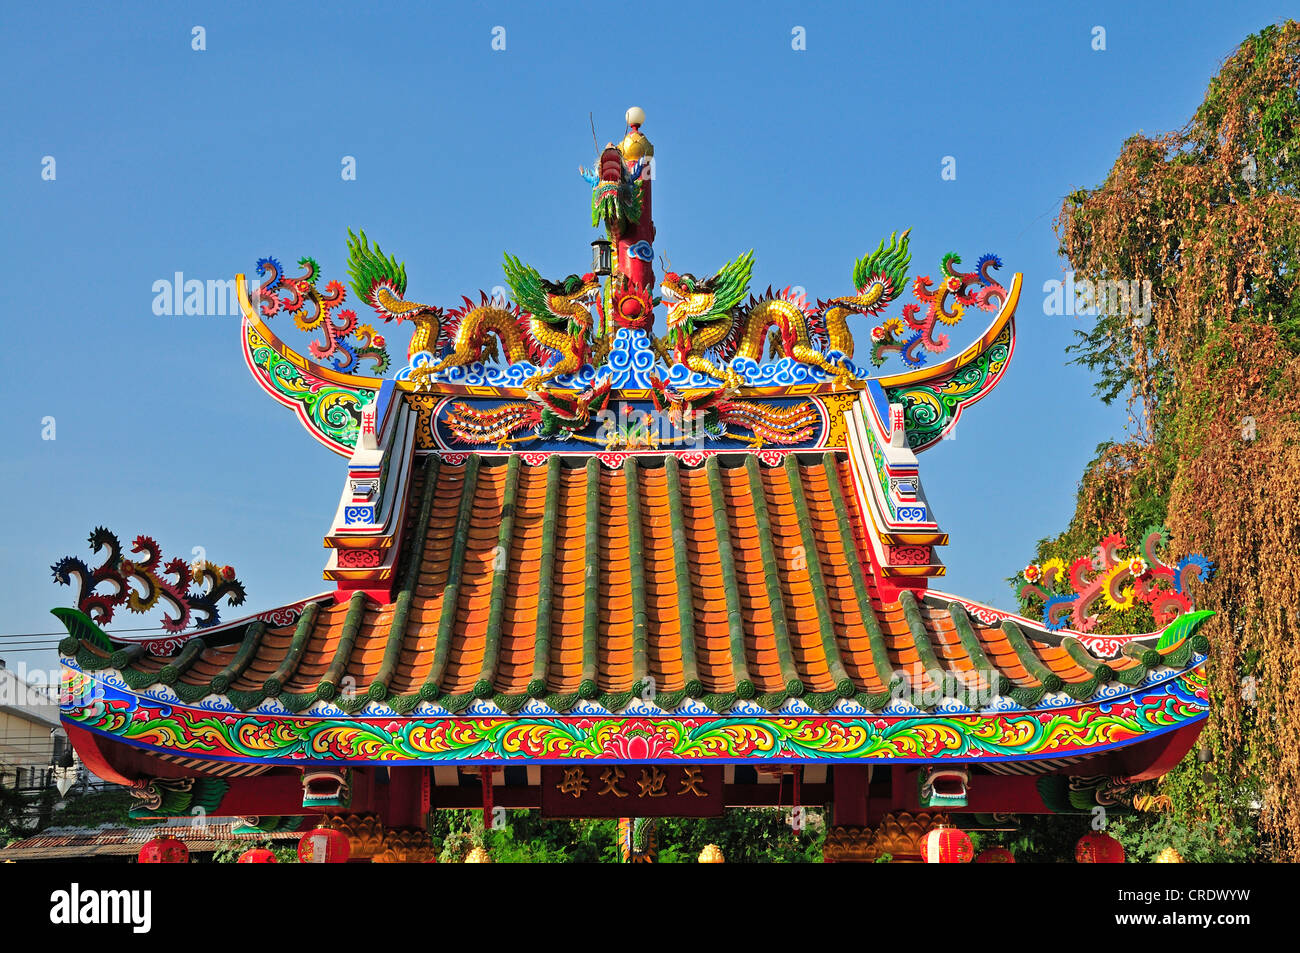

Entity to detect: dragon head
[503,256,600,367]
[542,272,602,312]
[504,257,600,326]
[661,251,755,341]
[584,145,643,237]
[659,271,699,301]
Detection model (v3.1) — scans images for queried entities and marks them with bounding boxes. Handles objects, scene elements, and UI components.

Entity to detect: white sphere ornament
[626,106,646,127]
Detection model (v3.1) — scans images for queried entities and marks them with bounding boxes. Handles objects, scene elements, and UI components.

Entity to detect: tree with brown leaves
[1041,20,1300,861]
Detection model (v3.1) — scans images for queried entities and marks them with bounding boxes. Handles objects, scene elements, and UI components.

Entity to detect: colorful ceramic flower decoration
[1018,525,1214,632]
[869,251,1005,367]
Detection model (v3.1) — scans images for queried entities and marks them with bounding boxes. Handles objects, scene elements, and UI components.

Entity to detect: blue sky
[0,1,1284,674]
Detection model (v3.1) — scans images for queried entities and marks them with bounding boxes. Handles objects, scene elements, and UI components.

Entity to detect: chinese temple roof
[53,108,1211,785]
[64,454,1210,724]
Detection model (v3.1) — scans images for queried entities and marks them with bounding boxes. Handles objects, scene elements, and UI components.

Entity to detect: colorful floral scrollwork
[884,320,1012,451]
[61,663,1207,765]
[245,322,376,455]
[253,256,389,375]
[871,252,1005,367]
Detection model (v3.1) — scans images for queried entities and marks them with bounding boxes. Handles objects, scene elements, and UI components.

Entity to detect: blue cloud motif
[394,339,870,389]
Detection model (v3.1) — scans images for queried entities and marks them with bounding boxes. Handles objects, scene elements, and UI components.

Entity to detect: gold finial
[619,106,653,160]
[698,844,725,863]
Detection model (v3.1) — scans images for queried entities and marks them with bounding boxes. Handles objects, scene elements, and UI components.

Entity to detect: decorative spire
[590,108,657,338]
[619,106,654,161]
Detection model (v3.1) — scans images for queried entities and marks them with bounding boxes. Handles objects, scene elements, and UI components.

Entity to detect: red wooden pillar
[480,767,495,830]
[615,112,654,291]
[886,765,910,819]
[831,765,871,826]
[385,767,423,829]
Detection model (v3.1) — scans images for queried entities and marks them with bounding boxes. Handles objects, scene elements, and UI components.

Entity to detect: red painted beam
[1118,722,1205,780]
[64,724,137,786]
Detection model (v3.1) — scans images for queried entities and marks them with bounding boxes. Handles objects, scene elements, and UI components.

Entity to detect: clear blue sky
[1,1,1285,674]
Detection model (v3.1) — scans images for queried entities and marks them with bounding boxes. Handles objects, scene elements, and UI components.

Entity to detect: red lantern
[920,826,974,863]
[137,835,188,864]
[975,847,1016,863]
[1076,831,1125,863]
[237,848,278,863]
[297,825,350,864]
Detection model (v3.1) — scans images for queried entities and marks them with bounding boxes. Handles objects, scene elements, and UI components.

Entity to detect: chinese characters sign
[540,765,724,817]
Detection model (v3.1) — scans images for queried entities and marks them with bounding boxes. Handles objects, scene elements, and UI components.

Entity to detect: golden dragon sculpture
[655,231,913,387]
[346,230,599,390]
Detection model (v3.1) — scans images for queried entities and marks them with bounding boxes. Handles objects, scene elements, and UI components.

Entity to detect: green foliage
[2,786,143,848]
[655,809,823,863]
[968,820,1078,864]
[48,788,136,829]
[0,782,28,844]
[1035,20,1300,860]
[430,809,616,863]
[427,807,823,863]
[1062,23,1300,413]
[210,839,298,864]
[1106,755,1260,862]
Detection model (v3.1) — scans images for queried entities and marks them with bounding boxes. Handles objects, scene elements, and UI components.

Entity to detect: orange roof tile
[81,452,1203,716]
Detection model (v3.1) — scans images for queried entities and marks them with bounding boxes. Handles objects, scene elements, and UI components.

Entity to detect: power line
[0,645,81,652]
[0,623,185,639]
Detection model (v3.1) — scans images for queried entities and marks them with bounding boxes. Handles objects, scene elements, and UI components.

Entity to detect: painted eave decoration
[54,561,1212,766]
[57,639,1207,767]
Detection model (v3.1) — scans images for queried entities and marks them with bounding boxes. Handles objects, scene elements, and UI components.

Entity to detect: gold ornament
[370,827,437,863]
[326,813,385,859]
[465,846,493,864]
[823,812,951,863]
[1154,847,1184,863]
[698,844,725,863]
[619,129,653,160]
